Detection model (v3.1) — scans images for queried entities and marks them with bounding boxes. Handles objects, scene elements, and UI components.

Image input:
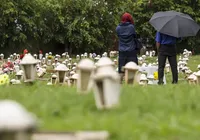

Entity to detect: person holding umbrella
[149,11,200,85]
[155,32,179,84]
[116,12,138,82]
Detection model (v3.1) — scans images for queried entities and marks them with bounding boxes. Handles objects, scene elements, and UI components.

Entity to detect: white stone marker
[76,55,80,61]
[62,53,66,59]
[149,51,153,57]
[16,54,20,60]
[165,63,170,73]
[195,71,200,85]
[67,63,72,70]
[20,54,38,83]
[15,70,23,81]
[14,65,20,73]
[0,54,4,60]
[93,57,120,110]
[84,52,88,58]
[77,59,95,93]
[69,58,72,63]
[187,74,197,85]
[64,76,70,86]
[139,74,148,86]
[13,53,16,59]
[147,74,154,85]
[33,54,37,60]
[89,53,93,59]
[70,73,79,86]
[0,100,37,140]
[55,64,69,84]
[51,74,58,85]
[123,62,139,85]
[37,67,46,78]
[39,53,43,60]
[47,60,52,66]
[42,57,46,64]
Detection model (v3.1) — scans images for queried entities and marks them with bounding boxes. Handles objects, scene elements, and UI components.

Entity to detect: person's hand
[156,46,159,53]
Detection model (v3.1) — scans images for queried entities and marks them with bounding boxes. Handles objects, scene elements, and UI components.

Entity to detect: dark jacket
[116,22,136,52]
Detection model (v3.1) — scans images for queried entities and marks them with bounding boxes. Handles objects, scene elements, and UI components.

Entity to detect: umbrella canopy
[149,11,200,38]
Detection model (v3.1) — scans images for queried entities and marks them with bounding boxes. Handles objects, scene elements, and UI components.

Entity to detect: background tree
[0,0,200,55]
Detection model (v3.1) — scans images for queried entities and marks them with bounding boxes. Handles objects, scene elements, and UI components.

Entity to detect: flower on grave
[153,71,158,80]
[14,59,21,65]
[7,62,14,68]
[47,55,53,59]
[0,74,10,85]
[20,49,29,59]
[2,61,14,74]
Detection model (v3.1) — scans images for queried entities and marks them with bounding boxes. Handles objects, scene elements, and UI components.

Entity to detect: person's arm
[116,26,120,37]
[156,42,160,49]
[155,32,161,50]
[130,25,137,38]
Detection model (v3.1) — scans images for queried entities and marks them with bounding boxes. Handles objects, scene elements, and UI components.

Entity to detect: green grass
[0,55,200,140]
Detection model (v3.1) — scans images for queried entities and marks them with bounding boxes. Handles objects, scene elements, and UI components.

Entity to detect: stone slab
[32,131,109,140]
[32,133,76,140]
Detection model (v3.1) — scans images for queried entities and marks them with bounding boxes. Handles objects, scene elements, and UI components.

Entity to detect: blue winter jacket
[116,22,136,52]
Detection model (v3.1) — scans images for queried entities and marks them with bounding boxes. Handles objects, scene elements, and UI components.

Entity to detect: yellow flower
[48,55,53,59]
[154,71,158,80]
[0,74,10,85]
[0,80,4,85]
[0,78,5,85]
[3,74,8,79]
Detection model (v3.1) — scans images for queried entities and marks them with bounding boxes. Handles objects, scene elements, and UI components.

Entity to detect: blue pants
[118,51,138,73]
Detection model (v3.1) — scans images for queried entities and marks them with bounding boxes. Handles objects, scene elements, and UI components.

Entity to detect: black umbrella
[149,11,200,38]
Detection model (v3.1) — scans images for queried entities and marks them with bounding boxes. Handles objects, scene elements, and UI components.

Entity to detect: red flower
[20,54,24,59]
[7,62,14,68]
[23,49,28,54]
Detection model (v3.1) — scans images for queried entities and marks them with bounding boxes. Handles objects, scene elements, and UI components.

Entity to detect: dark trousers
[118,51,138,73]
[158,44,178,84]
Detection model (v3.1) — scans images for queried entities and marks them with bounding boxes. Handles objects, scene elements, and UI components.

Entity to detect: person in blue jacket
[156,32,179,84]
[116,12,138,81]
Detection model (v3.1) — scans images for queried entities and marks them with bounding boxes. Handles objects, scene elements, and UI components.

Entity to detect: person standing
[156,32,179,84]
[116,12,138,81]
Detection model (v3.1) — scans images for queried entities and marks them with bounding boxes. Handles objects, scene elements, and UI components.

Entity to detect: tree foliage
[0,0,200,53]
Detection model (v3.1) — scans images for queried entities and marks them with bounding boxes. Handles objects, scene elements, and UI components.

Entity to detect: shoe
[172,81,178,84]
[158,81,164,85]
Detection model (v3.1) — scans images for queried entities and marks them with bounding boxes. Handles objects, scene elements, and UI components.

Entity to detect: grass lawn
[0,55,200,140]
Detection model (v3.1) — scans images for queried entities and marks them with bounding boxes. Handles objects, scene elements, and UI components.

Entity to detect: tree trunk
[64,40,73,55]
[64,40,68,52]
[69,43,72,55]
